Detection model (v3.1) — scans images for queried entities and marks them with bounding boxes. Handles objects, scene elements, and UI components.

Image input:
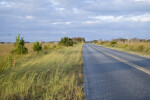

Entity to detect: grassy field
[0,43,58,71]
[0,43,58,57]
[0,43,84,100]
[95,41,150,57]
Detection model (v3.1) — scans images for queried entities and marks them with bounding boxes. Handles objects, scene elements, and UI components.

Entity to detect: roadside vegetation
[0,35,84,100]
[59,37,73,46]
[33,41,42,52]
[12,34,28,55]
[95,38,150,56]
[0,35,58,71]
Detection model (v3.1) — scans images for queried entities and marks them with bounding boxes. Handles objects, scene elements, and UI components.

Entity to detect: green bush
[59,37,73,46]
[110,41,117,47]
[33,41,42,51]
[100,41,105,45]
[73,41,77,44]
[53,45,57,48]
[13,34,28,55]
[43,45,50,50]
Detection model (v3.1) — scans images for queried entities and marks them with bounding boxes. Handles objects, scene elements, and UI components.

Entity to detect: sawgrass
[0,43,84,100]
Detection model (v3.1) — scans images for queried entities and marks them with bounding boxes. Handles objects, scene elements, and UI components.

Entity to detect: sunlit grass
[0,43,84,100]
[0,43,14,57]
[95,42,150,57]
[0,43,58,57]
[0,43,58,70]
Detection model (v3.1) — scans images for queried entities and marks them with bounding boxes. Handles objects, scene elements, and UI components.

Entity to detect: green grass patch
[0,44,84,100]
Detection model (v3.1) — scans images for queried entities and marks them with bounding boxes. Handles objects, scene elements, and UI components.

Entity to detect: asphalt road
[83,43,150,100]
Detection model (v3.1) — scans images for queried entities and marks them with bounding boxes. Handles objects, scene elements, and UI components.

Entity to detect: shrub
[43,45,50,50]
[33,41,42,51]
[13,34,28,55]
[110,41,117,47]
[100,41,105,45]
[73,41,77,44]
[53,45,57,48]
[59,37,73,46]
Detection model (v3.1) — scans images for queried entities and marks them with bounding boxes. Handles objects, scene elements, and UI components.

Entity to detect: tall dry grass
[0,43,14,57]
[96,41,150,54]
[0,43,58,57]
[0,43,58,70]
[0,43,84,100]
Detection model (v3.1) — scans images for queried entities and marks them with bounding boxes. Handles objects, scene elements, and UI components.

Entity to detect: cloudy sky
[0,0,150,42]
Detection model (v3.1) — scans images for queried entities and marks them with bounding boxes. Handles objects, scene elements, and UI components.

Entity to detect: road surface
[83,43,150,100]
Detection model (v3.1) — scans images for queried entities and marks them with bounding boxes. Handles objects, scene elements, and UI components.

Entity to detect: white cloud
[50,0,59,5]
[89,16,124,22]
[83,21,101,24]
[89,14,150,23]
[52,22,63,25]
[52,21,72,25]
[73,8,79,13]
[25,16,34,20]
[85,0,94,3]
[56,8,65,11]
[65,22,71,25]
[128,14,150,22]
[0,1,11,7]
[9,2,33,9]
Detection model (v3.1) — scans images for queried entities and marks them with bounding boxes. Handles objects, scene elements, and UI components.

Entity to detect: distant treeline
[0,41,58,44]
[72,37,85,43]
[113,38,150,42]
[93,38,150,43]
[59,37,85,46]
[0,37,85,44]
[3,35,86,55]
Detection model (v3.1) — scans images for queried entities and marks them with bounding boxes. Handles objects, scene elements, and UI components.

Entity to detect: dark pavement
[83,43,150,100]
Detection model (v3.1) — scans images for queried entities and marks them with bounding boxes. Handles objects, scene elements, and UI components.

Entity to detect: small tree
[13,34,28,55]
[33,41,42,51]
[110,41,117,47]
[59,37,73,46]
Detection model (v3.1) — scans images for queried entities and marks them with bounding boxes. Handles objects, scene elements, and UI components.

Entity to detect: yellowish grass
[96,41,150,57]
[0,43,84,100]
[0,43,14,57]
[0,42,58,71]
[0,43,58,58]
